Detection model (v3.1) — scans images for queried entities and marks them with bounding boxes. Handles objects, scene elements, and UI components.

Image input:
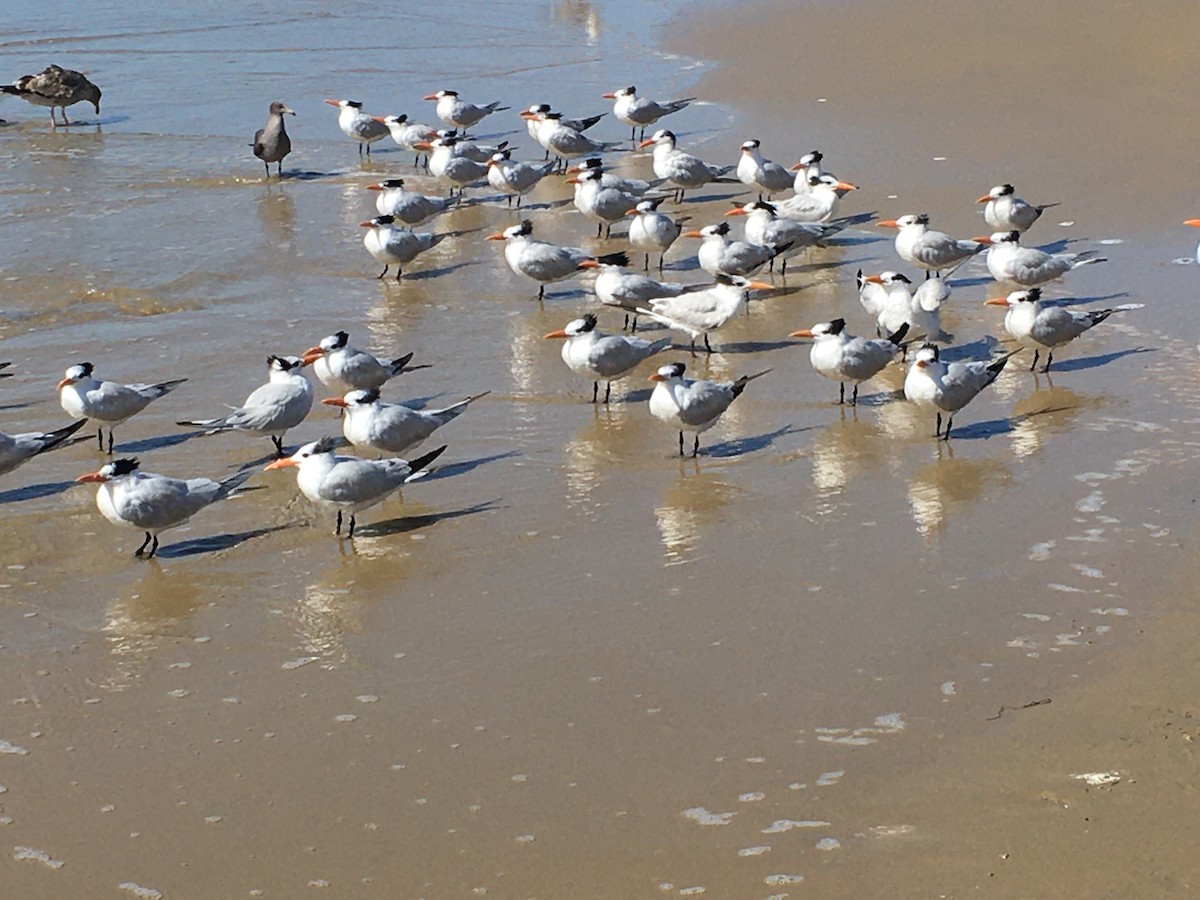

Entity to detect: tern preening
[544,314,671,403]
[903,344,1017,440]
[366,179,457,226]
[486,220,627,300]
[76,457,254,559]
[360,215,452,280]
[857,270,951,342]
[2,64,100,125]
[265,437,447,538]
[980,231,1107,286]
[640,129,736,203]
[637,274,773,356]
[877,214,987,275]
[324,99,388,156]
[323,389,487,455]
[985,288,1142,371]
[303,331,427,394]
[58,362,188,454]
[0,418,87,476]
[978,184,1060,233]
[568,168,640,239]
[627,198,689,271]
[648,362,769,457]
[424,90,508,133]
[790,319,909,406]
[603,86,694,143]
[486,151,556,208]
[178,355,312,457]
[252,101,294,178]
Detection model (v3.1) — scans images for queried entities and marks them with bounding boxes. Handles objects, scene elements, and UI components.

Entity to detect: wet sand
[0,0,1198,897]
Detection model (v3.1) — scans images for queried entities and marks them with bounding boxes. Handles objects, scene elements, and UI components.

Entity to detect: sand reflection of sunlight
[906,451,1011,538]
[654,469,743,563]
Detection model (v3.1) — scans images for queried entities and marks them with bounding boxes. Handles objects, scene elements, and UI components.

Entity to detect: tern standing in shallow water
[790,319,909,406]
[324,98,387,156]
[0,419,86,476]
[58,362,187,454]
[985,288,1141,371]
[903,344,1016,440]
[648,362,769,457]
[324,390,487,455]
[977,184,1059,233]
[486,221,627,300]
[544,314,671,403]
[602,86,694,143]
[980,231,1107,287]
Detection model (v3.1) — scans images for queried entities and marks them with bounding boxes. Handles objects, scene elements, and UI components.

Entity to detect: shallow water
[1,0,1198,896]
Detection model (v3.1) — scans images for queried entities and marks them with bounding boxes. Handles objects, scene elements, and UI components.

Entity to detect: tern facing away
[627,198,689,271]
[544,313,671,403]
[76,457,254,559]
[424,90,508,132]
[486,220,627,300]
[58,362,188,453]
[985,288,1142,371]
[903,344,1017,440]
[178,355,312,457]
[324,99,388,156]
[649,362,769,456]
[366,179,457,226]
[981,231,1107,287]
[2,64,101,125]
[978,184,1060,233]
[603,86,694,142]
[303,331,427,394]
[0,418,87,476]
[323,389,488,455]
[878,214,987,275]
[252,101,295,178]
[265,437,447,538]
[790,318,909,405]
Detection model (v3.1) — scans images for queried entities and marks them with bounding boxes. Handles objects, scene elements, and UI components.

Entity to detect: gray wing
[676,379,735,426]
[859,281,888,317]
[587,335,668,378]
[913,277,950,312]
[1031,307,1092,345]
[338,350,391,389]
[320,458,407,504]
[839,338,898,381]
[940,361,998,410]
[118,474,213,530]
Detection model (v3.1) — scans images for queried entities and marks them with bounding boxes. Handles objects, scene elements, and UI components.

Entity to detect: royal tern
[76,457,254,559]
[371,114,437,166]
[265,437,446,538]
[524,104,604,156]
[302,331,427,394]
[416,136,488,196]
[58,363,187,454]
[366,179,457,225]
[592,263,702,330]
[252,101,294,178]
[627,198,689,271]
[544,313,671,403]
[985,288,1141,371]
[486,150,556,208]
[524,111,621,169]
[792,150,836,187]
[602,86,694,142]
[648,362,768,456]
[2,65,100,125]
[486,220,627,300]
[177,354,312,457]
[1187,219,1200,263]
[978,184,1060,233]
[0,418,86,476]
[981,230,1107,286]
[360,215,451,280]
[686,221,791,278]
[789,318,908,405]
[877,214,986,275]
[903,343,1016,440]
[323,389,487,454]
[566,158,663,196]
[324,99,388,156]
[736,139,793,199]
[637,274,772,355]
[640,129,736,202]
[727,201,866,274]
[568,168,640,238]
[432,129,508,163]
[857,270,950,342]
[424,90,508,132]
[774,173,858,223]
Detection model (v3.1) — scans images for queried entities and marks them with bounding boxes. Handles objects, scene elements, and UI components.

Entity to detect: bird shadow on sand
[155,524,292,559]
[422,450,520,482]
[118,431,205,454]
[826,233,887,248]
[941,418,1015,441]
[0,480,75,504]
[946,275,994,289]
[709,339,799,354]
[358,499,501,537]
[674,190,746,205]
[1042,347,1154,373]
[939,336,1002,361]
[797,255,876,273]
[1044,291,1132,309]
[400,259,483,281]
[280,170,345,182]
[702,424,813,458]
[0,400,39,412]
[541,287,592,302]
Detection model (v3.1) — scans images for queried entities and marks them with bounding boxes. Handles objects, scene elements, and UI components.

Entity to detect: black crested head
[393,113,408,123]
[331,331,349,349]
[754,200,777,214]
[827,318,846,334]
[581,158,601,168]
[346,100,363,109]
[712,221,730,236]
[443,89,459,97]
[382,178,405,188]
[667,362,686,378]
[358,388,381,404]
[312,436,341,455]
[894,273,912,284]
[807,174,822,187]
[110,457,140,476]
[1006,230,1020,242]
[79,361,94,376]
[915,213,931,224]
[269,354,299,370]
[1027,288,1042,301]
[660,129,675,141]
[579,313,598,332]
[714,273,736,285]
[921,342,940,361]
[517,219,534,236]
[999,183,1014,194]
[806,150,823,163]
[534,103,551,113]
[625,85,636,94]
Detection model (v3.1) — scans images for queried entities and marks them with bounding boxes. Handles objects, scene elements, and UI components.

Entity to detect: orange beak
[863,274,884,284]
[264,458,298,471]
[976,193,994,204]
[302,348,325,365]
[724,208,747,217]
[789,329,815,338]
[412,141,433,151]
[876,220,899,229]
[625,208,640,216]
[637,137,657,149]
[422,93,439,101]
[984,297,1010,307]
[518,110,536,120]
[322,397,349,408]
[833,181,858,192]
[75,471,105,483]
[576,259,601,269]
[366,183,384,191]
[745,280,774,291]
[323,98,341,107]
[485,232,506,241]
[370,115,388,124]
[56,377,72,390]
[972,235,993,244]
[681,230,704,238]
[788,162,804,171]
[648,373,665,382]
[358,220,377,228]
[601,92,617,99]
[915,360,928,368]
[1185,219,1200,228]
[542,329,569,339]
[565,176,581,184]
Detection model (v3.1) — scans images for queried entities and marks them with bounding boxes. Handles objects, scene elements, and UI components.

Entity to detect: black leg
[97,427,104,450]
[704,334,713,354]
[347,515,356,539]
[134,532,152,558]
[643,253,650,271]
[148,535,159,558]
[596,222,602,238]
[658,254,665,273]
[264,162,270,177]
[605,223,611,240]
[623,312,630,330]
[591,381,599,404]
[604,382,612,404]
[781,259,787,276]
[692,435,700,457]
[395,268,403,282]
[935,412,942,437]
[851,384,859,406]
[942,416,954,441]
[107,429,114,454]
[277,161,283,177]
[1043,351,1054,372]
[678,431,684,456]
[689,338,697,358]
[335,510,342,535]
[271,435,284,457]
[377,265,388,279]
[630,315,638,333]
[1029,349,1039,371]
[839,382,845,405]
[537,284,545,301]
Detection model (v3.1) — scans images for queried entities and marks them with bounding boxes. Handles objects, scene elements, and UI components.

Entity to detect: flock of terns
[0,64,1147,558]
